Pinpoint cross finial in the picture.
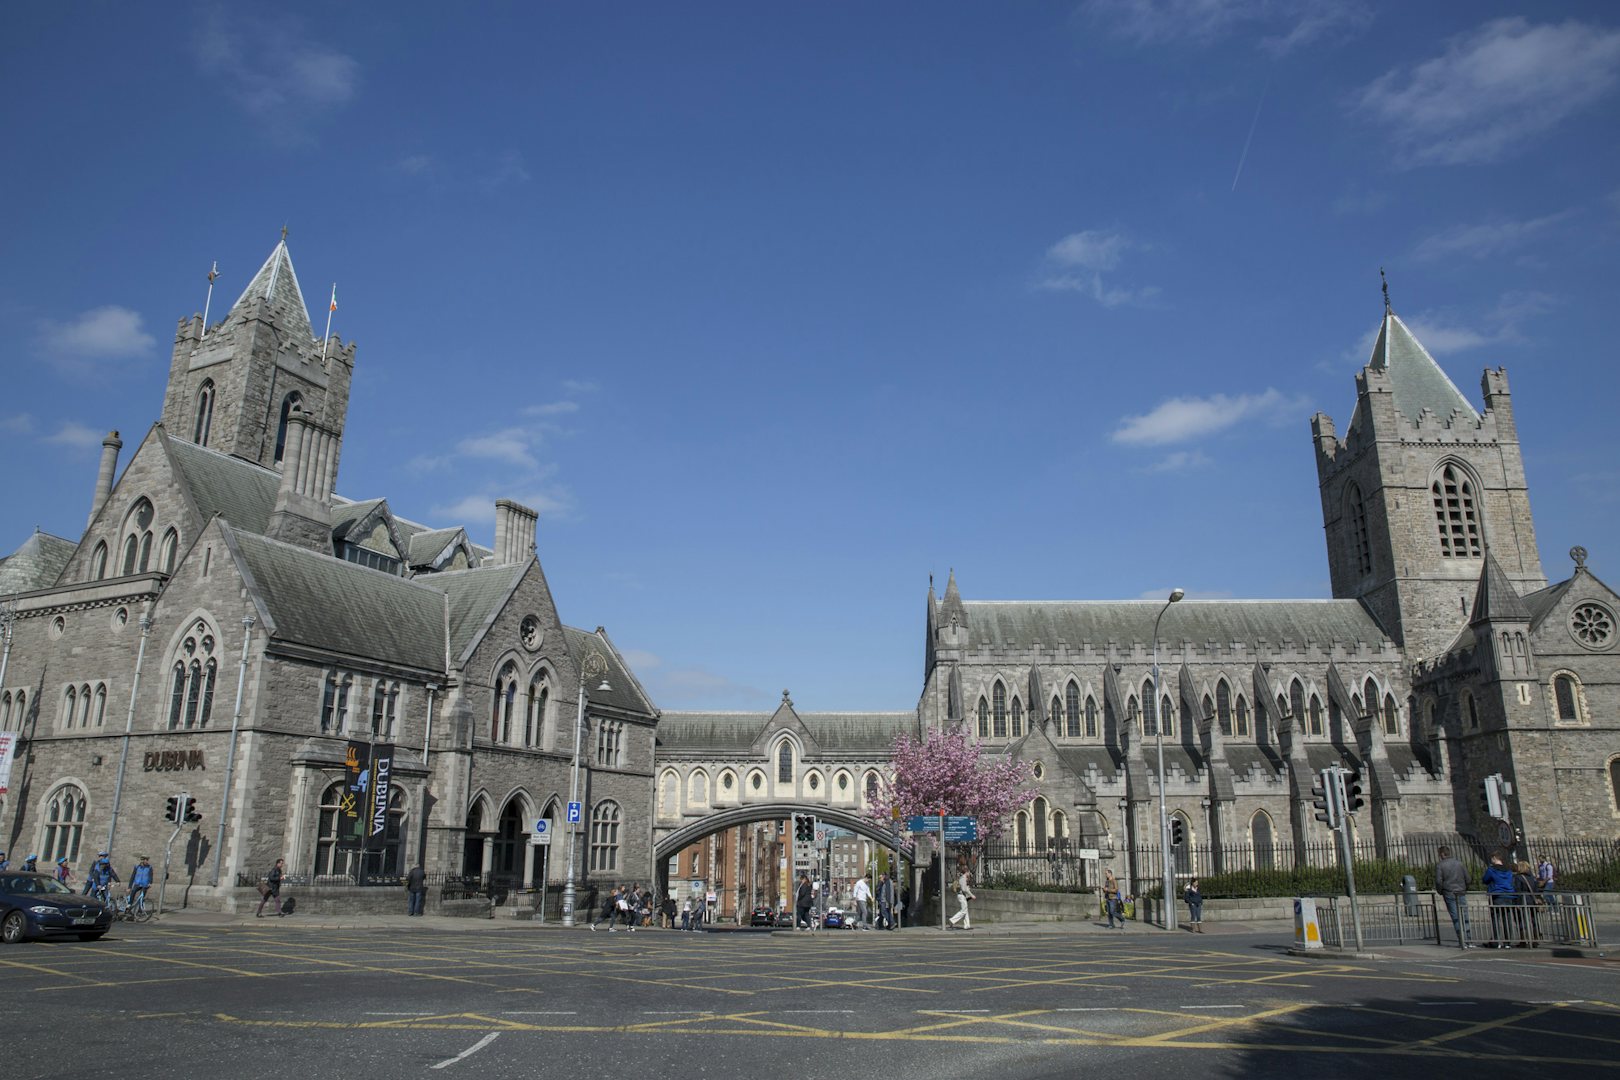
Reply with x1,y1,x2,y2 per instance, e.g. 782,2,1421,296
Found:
281,223,289,242
1380,267,1391,315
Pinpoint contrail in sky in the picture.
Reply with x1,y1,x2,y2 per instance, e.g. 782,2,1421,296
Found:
1231,82,1270,192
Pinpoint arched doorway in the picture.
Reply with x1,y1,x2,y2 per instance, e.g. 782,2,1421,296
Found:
493,799,525,882
463,801,486,878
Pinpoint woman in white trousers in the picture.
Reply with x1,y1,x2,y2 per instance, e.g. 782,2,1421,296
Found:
948,865,975,930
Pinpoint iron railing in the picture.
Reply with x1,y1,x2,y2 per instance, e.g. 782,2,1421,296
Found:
1313,892,1598,949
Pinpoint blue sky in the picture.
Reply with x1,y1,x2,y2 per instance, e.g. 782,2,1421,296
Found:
3,2,1618,711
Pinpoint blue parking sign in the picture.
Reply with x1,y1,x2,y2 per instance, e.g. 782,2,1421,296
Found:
567,801,582,823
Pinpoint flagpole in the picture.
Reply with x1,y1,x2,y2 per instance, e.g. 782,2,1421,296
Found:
320,283,336,365
201,261,218,336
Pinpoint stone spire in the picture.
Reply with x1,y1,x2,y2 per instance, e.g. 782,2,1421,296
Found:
1366,310,1479,426
1470,546,1531,624
226,234,314,342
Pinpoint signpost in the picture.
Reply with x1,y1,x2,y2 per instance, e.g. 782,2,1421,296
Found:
567,801,582,824
528,819,551,846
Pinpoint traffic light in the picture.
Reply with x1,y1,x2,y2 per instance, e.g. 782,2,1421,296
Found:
793,813,816,844
1169,818,1186,847
1481,774,1505,818
183,796,201,823
164,794,181,823
1311,770,1341,829
1343,769,1366,815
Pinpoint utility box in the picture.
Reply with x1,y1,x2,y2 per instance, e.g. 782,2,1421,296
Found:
1401,875,1420,916
1294,897,1323,950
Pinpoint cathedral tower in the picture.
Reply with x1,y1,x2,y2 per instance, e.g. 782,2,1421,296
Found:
1311,294,1546,661
160,235,355,474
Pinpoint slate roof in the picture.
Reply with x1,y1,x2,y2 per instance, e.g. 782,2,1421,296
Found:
435,563,525,662
165,437,282,534
561,625,658,717
329,498,386,539
0,530,78,596
407,527,463,566
958,599,1390,650
1368,313,1479,426
229,239,314,342
1055,747,1120,782
1521,577,1576,631
656,711,915,755
225,524,447,672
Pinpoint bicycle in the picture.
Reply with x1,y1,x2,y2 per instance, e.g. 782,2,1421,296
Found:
111,888,155,923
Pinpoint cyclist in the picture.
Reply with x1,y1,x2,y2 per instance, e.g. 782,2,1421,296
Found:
22,853,39,874
85,850,119,900
128,855,153,912
55,857,73,887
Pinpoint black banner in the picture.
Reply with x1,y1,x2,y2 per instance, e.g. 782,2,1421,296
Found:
337,741,369,849
365,743,395,852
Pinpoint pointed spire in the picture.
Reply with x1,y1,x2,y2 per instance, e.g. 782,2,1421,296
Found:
940,567,966,628
1470,546,1530,623
226,233,314,341
1367,309,1479,425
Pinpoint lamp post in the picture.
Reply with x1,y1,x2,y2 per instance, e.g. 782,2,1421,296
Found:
561,651,610,927
1152,587,1184,930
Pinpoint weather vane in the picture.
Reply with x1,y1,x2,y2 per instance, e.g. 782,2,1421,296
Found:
1380,267,1391,315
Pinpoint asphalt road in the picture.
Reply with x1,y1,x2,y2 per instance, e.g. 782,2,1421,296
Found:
2,923,1617,1079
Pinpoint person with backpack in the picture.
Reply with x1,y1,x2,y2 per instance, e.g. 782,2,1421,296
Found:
1183,877,1204,933
257,858,285,917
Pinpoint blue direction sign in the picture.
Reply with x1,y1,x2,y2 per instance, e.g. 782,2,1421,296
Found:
567,801,582,824
906,814,978,842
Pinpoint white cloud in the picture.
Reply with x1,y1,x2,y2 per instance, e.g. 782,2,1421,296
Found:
620,649,662,670
40,306,156,363
193,12,359,140
1047,229,1131,271
456,428,540,470
43,421,104,450
1144,449,1213,472
523,401,581,417
1412,211,1573,261
1,414,34,435
1038,228,1160,307
1354,17,1620,166
1084,0,1371,55
1113,388,1307,446
1346,291,1560,363
430,487,574,532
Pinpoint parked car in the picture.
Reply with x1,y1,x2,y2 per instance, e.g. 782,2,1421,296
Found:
823,907,857,929
0,872,114,943
749,906,777,927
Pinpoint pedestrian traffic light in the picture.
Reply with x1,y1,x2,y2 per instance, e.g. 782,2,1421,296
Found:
1169,818,1186,847
1343,769,1366,815
183,796,201,823
1481,774,1505,818
164,794,181,823
793,813,816,844
1310,770,1340,828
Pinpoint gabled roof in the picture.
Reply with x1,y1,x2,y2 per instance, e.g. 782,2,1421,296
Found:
655,710,915,755
561,625,658,717
433,562,527,663
228,238,314,342
1367,312,1480,426
958,599,1390,651
406,527,466,568
222,522,447,672
164,435,281,534
0,530,78,596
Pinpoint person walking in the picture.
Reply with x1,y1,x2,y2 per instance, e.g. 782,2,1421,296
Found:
1183,877,1204,932
1537,855,1558,909
680,897,693,932
1483,853,1516,947
852,874,873,930
1102,867,1124,929
589,886,620,931
795,874,813,930
1434,845,1471,949
947,861,975,930
405,862,427,916
256,858,285,917
876,872,895,930
1511,860,1542,947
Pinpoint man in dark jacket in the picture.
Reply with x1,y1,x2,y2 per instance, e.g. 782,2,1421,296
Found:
256,858,285,917
795,874,813,930
405,863,427,916
1434,846,1470,948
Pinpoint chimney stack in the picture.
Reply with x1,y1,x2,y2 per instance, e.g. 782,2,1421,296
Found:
88,431,123,527
266,409,338,551
493,500,538,565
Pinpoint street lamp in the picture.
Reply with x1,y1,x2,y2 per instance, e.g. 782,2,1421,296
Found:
561,651,611,927
1153,587,1184,930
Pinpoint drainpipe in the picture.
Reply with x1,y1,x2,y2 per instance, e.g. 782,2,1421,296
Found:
106,610,153,853
210,614,255,887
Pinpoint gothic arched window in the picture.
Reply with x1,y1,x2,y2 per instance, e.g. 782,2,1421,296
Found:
1235,695,1249,737
493,661,518,743
193,379,215,445
371,681,399,738
1553,674,1581,723
526,674,550,748
1162,695,1175,738
1066,682,1082,738
90,541,109,581
589,801,621,872
992,682,1007,738
777,740,794,783
1010,697,1023,738
1141,679,1157,736
977,696,989,738
159,528,179,575
1216,682,1232,737
121,498,155,575
1308,694,1324,736
1432,462,1483,558
41,783,88,863
1347,482,1372,576
1085,695,1098,738
167,623,218,730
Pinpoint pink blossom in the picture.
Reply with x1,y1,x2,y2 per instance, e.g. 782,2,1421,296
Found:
868,726,1036,844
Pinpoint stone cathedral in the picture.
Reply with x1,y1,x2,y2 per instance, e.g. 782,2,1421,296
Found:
1,235,1617,910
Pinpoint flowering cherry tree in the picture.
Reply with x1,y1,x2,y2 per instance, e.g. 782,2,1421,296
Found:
868,726,1037,845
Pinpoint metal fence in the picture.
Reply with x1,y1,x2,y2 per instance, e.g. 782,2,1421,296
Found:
979,843,1100,890
235,869,479,890
1314,892,1599,949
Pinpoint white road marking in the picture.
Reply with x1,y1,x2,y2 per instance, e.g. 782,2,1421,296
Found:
641,1010,714,1015
1055,1008,1114,1012
1179,1005,1244,1010
501,1011,577,1015
782,1010,855,1014
429,1032,500,1070
366,1012,435,1016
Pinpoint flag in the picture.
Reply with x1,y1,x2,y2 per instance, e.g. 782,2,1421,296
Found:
329,284,338,312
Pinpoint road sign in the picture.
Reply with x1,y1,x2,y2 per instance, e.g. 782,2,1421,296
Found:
815,830,826,843
566,801,582,824
1496,817,1514,846
528,830,550,846
905,814,978,842
532,819,549,835
1076,848,1100,861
